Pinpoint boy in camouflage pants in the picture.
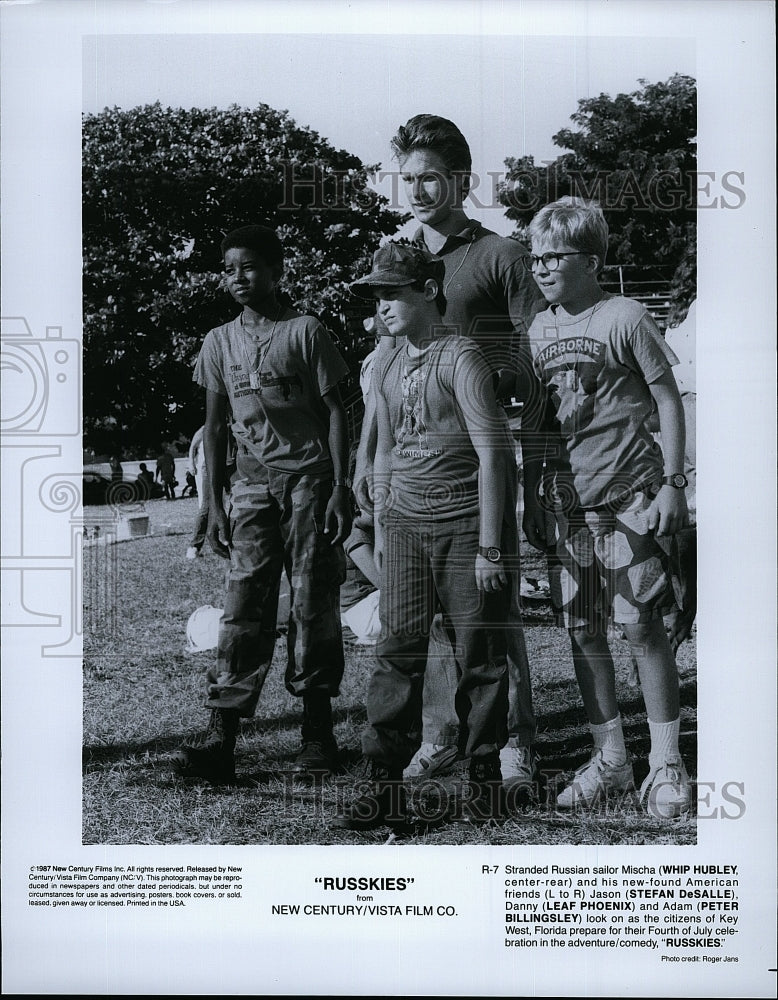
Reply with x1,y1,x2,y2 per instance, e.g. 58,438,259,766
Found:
176,225,351,783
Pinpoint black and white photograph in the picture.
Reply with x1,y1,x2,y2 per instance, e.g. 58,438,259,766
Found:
1,0,775,995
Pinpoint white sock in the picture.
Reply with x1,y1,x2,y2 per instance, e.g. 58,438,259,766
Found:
648,717,681,769
590,715,627,766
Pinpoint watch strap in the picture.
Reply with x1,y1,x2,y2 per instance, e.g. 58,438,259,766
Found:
661,473,688,489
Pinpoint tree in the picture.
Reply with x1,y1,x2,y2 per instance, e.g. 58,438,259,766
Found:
82,103,403,456
498,75,696,315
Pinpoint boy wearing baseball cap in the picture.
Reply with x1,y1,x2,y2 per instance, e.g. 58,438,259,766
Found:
355,114,544,793
334,242,519,829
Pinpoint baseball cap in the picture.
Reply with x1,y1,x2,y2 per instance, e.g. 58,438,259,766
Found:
350,242,444,298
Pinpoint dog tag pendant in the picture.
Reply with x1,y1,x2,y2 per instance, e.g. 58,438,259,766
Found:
565,369,579,390
249,371,260,391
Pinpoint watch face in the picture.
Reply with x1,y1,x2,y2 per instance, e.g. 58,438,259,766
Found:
671,474,688,488
486,547,501,563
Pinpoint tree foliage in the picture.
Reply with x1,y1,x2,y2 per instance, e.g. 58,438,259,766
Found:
498,75,696,311
83,103,402,455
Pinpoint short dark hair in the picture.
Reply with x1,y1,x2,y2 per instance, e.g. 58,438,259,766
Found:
220,225,284,266
410,279,447,316
390,114,472,178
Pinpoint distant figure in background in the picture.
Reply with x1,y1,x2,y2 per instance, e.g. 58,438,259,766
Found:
136,462,155,500
156,448,177,501
186,425,208,559
109,455,123,483
182,470,198,498
137,462,154,487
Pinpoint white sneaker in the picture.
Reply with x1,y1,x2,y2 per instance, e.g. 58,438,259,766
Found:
640,757,691,819
556,750,635,810
403,743,460,780
186,546,200,560
500,740,538,790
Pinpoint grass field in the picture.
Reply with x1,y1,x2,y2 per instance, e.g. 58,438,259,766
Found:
83,496,697,846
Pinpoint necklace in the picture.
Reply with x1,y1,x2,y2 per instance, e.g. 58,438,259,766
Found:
241,306,283,393
443,242,472,294
554,298,603,390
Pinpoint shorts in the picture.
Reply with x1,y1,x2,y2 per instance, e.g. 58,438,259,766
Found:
546,489,681,629
341,589,381,644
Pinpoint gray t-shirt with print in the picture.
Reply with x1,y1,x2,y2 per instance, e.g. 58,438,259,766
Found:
373,333,514,522
193,309,348,476
527,294,679,508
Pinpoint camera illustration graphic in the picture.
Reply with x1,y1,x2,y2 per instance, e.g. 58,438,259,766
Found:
1,316,81,436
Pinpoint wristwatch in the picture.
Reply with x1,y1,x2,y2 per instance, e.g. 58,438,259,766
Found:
333,478,352,489
661,473,689,489
478,546,502,563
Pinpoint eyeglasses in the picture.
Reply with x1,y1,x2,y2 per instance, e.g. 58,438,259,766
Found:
523,251,589,272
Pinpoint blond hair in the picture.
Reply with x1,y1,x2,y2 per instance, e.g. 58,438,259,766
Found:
529,197,608,263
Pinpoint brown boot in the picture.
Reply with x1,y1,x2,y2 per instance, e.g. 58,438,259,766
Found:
174,708,239,784
332,760,407,831
291,690,339,776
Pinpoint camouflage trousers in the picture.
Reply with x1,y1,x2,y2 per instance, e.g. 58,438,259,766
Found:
206,457,345,716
